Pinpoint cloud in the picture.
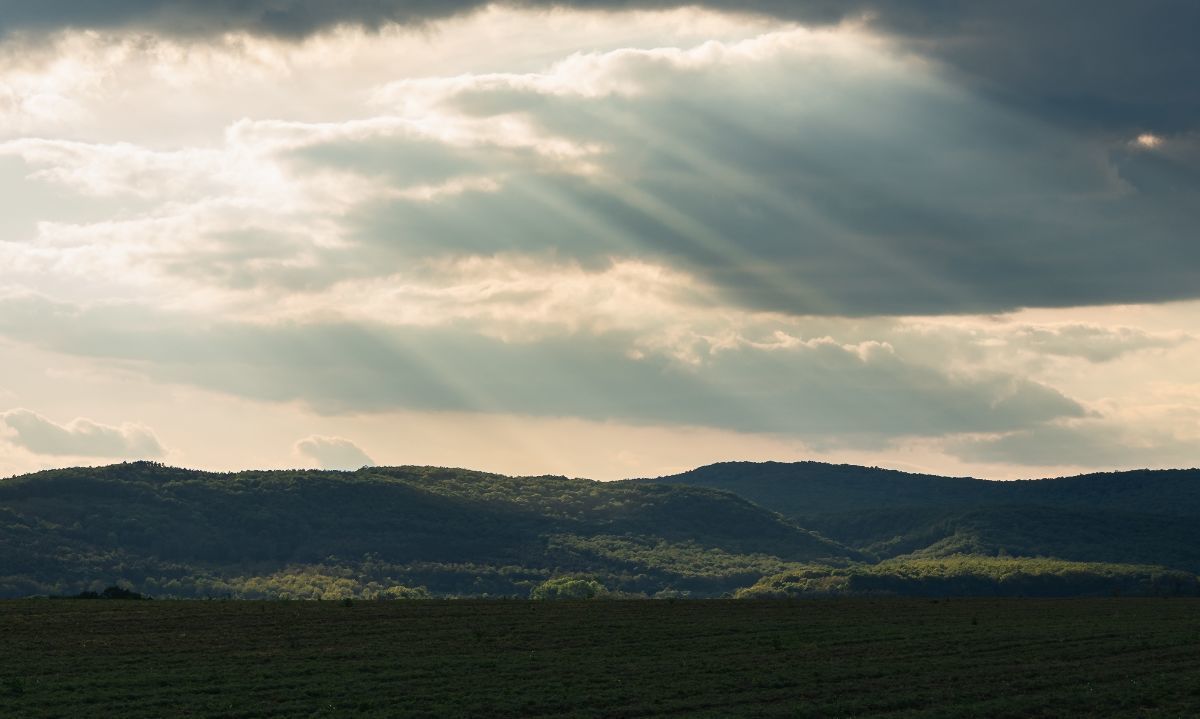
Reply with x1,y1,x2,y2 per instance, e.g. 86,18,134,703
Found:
945,373,1200,471
0,139,230,199
316,33,1198,316
0,294,1083,441
883,319,1194,375
0,407,164,458
949,421,1200,470
8,28,1199,317
1007,324,1188,363
0,0,479,38
294,435,373,470
1,2,1195,135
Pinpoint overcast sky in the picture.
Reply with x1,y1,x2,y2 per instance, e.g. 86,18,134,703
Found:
1,2,1198,479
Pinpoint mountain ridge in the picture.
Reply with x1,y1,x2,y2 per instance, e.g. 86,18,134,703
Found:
3,460,1199,599
637,461,1200,574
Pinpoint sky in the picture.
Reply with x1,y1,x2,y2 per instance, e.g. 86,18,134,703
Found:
0,1,1198,480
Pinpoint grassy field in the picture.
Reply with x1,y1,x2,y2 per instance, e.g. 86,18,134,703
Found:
2,599,1199,718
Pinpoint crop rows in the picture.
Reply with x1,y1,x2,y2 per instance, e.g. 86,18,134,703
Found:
2,599,1199,717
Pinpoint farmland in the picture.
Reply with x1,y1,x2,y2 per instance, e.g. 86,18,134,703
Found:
3,598,1199,717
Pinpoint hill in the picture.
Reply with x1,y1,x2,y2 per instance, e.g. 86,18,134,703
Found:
638,461,1200,571
0,462,852,599
3,460,1200,599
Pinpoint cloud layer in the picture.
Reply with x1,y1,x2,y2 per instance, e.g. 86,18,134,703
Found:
3,1,1195,135
0,8,1198,476
5,28,1199,317
0,294,1086,441
0,408,164,458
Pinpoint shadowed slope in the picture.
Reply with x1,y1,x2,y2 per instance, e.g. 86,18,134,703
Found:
637,461,1200,570
0,462,853,598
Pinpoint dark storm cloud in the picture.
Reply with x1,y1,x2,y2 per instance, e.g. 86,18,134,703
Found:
0,0,464,38
2,1,1197,132
314,50,1200,317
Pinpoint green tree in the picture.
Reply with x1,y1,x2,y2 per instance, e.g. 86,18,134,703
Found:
529,577,605,600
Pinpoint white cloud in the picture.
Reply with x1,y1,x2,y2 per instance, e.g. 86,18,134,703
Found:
371,26,879,106
294,435,373,470
0,139,229,199
0,8,782,141
0,407,164,458
1133,133,1163,150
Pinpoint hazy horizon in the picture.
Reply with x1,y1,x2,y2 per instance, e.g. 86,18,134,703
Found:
9,456,1200,487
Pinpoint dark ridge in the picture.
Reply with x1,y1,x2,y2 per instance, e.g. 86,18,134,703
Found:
4,460,1200,599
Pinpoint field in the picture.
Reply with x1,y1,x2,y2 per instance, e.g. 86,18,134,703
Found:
2,599,1200,718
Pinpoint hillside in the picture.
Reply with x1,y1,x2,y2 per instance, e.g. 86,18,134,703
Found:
0,462,851,599
639,462,1200,570
3,460,1200,599
639,461,1200,517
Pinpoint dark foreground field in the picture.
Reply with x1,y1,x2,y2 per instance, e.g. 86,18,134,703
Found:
2,599,1199,718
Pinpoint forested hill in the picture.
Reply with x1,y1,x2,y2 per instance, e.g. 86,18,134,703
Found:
636,462,1200,573
2,461,1200,600
636,462,993,517
638,461,1200,517
0,462,851,599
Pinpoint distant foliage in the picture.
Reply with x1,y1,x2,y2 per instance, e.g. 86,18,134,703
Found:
530,577,606,600
736,556,1200,598
195,567,432,601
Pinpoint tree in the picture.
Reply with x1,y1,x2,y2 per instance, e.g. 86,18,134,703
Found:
529,577,605,600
